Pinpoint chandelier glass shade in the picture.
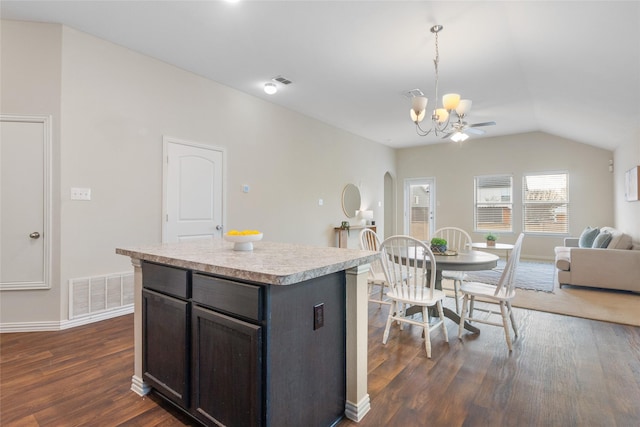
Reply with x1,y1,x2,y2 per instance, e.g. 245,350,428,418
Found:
410,25,472,139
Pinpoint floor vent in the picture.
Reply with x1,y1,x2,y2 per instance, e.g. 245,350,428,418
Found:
69,271,134,319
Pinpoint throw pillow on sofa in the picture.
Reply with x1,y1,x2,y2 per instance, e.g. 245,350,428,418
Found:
578,226,599,248
592,230,612,248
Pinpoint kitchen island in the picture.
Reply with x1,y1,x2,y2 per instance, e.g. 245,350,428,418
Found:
116,239,377,426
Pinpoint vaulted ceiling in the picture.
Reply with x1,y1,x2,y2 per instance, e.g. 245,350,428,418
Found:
2,1,639,150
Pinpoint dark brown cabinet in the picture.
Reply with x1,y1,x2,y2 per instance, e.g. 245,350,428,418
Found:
141,261,346,427
141,264,190,408
191,305,262,426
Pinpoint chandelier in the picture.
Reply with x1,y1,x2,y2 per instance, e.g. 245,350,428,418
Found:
409,25,494,142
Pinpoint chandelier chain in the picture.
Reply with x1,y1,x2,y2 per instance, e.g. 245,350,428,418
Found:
433,29,439,111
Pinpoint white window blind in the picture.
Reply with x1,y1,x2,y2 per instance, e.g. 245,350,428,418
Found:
523,172,569,234
474,175,513,232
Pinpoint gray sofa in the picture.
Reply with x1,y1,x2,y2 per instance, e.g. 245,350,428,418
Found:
554,227,640,293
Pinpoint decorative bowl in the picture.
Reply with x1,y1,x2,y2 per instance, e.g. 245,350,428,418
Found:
224,232,263,251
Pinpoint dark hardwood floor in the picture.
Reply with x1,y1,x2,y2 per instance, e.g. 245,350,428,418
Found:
2,301,639,426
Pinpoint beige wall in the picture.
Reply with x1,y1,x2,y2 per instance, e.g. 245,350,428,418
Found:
614,129,640,242
396,132,616,260
1,21,395,325
1,21,63,322
2,19,637,326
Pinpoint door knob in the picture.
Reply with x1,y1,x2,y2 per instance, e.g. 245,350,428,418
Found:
29,232,41,239
216,225,223,231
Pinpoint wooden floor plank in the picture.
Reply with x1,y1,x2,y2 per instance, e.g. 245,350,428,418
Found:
1,298,639,427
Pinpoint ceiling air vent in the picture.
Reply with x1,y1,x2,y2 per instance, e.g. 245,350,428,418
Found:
272,75,293,85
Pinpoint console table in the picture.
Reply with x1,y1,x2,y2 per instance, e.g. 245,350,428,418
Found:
334,225,376,248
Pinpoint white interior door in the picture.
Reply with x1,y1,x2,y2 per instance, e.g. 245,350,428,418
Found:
404,178,436,241
0,115,51,289
163,138,224,243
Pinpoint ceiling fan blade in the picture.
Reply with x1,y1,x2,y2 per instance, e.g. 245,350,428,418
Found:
469,121,496,128
466,128,485,135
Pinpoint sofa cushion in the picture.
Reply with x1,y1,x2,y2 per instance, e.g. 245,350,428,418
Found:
592,230,612,248
578,226,599,248
600,226,633,249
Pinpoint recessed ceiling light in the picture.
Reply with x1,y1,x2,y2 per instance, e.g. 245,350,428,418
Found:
264,82,277,95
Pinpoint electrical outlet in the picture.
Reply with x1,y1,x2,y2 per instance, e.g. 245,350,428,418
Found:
313,303,324,330
71,187,91,201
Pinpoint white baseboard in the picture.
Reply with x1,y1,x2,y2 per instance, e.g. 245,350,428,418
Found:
131,375,151,396
345,394,371,422
0,305,133,333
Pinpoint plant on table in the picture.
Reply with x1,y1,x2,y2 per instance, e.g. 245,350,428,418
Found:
485,232,498,246
430,237,447,254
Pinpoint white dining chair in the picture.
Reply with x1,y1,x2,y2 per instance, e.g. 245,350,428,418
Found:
359,228,391,306
458,233,525,351
433,227,472,312
379,235,448,358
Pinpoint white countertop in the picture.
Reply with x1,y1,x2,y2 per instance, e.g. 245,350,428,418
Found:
116,239,378,285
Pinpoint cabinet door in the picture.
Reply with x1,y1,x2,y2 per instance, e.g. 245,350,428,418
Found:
192,305,262,427
142,289,190,407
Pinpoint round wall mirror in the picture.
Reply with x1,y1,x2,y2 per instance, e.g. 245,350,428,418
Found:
342,184,361,218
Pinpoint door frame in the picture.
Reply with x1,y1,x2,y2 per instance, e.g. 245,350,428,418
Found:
403,177,436,239
0,114,52,290
161,136,226,243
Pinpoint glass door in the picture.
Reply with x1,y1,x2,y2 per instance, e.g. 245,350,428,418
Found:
404,178,436,241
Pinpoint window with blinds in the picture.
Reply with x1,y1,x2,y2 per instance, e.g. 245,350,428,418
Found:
522,172,569,234
474,175,513,232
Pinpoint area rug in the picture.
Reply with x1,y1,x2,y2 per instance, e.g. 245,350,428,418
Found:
510,286,640,326
463,259,555,293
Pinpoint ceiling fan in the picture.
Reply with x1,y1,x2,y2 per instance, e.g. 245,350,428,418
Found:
441,119,496,142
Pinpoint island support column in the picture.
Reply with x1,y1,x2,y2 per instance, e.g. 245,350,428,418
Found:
344,264,371,421
129,258,150,396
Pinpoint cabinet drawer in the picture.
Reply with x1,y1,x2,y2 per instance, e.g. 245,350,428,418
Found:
142,261,190,299
193,274,262,322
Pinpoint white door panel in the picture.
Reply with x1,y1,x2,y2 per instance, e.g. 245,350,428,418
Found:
404,178,436,241
0,115,51,289
163,138,224,243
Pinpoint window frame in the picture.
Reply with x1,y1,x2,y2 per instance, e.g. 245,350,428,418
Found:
473,174,513,234
522,171,569,235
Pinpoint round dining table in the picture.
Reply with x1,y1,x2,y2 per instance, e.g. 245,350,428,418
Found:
405,249,500,333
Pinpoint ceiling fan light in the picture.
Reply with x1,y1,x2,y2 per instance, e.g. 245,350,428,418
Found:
450,132,469,142
435,108,449,123
442,93,461,110
411,96,428,111
410,108,426,123
410,96,428,122
456,99,472,116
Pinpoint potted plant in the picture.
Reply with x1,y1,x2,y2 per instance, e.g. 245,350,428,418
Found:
340,221,350,236
485,232,498,247
430,237,447,254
